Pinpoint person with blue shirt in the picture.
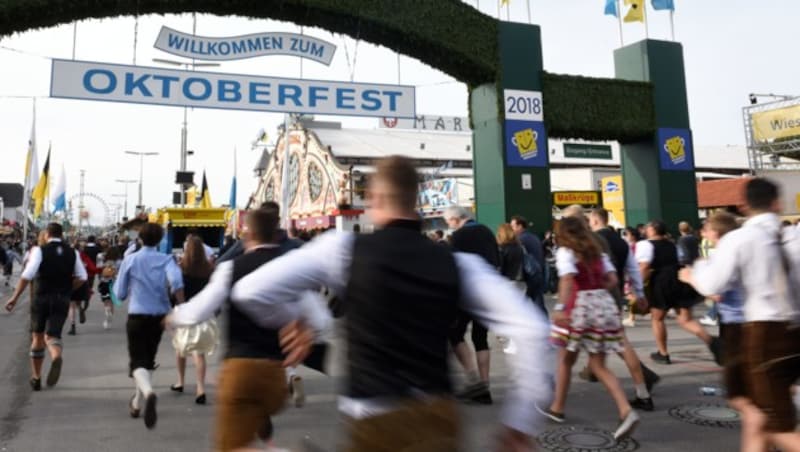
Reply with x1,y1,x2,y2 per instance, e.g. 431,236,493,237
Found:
114,223,184,430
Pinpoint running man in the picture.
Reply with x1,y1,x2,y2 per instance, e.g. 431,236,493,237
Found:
4,223,87,391
235,156,551,451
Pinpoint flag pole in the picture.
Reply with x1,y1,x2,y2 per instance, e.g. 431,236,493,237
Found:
643,0,650,39
617,0,624,47
526,0,532,24
71,22,77,60
670,9,676,41
506,3,511,21
496,1,501,20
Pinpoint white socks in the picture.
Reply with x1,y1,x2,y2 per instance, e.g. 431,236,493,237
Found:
133,368,154,398
635,383,650,399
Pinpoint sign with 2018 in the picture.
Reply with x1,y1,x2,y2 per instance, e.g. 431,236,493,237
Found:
504,89,547,167
50,59,416,119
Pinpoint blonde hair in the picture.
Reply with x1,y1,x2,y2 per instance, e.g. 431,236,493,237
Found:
496,223,517,246
707,212,739,238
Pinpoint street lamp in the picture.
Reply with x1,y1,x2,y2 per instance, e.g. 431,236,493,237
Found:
124,151,159,213
110,196,126,222
115,179,137,219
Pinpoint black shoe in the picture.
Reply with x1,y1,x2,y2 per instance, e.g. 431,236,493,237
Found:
709,337,724,366
29,378,41,391
170,384,184,393
67,324,76,336
457,382,492,404
143,393,157,429
650,351,671,364
195,394,206,405
578,366,599,383
630,396,654,412
641,364,661,393
46,357,62,387
79,308,86,324
129,395,140,418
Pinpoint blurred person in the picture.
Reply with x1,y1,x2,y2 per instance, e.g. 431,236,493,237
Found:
114,223,184,429
171,236,212,405
67,241,99,335
232,156,551,451
681,179,800,451
4,223,87,391
497,223,525,355
637,220,721,365
444,205,498,405
510,215,546,314
97,246,122,330
544,216,640,440
622,227,643,327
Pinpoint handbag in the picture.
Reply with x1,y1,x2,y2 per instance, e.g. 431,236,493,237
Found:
108,280,123,307
172,318,220,356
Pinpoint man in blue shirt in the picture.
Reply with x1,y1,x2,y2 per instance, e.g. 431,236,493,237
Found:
114,223,184,430
510,215,546,314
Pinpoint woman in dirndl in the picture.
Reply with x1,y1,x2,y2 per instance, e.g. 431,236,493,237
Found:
544,216,640,441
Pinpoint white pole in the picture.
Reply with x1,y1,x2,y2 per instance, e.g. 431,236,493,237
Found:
133,16,139,65
396,54,401,85
526,0,532,23
643,0,650,39
496,1,501,20
670,9,676,41
71,22,77,60
22,99,35,246
617,0,624,47
506,3,511,21
280,114,292,231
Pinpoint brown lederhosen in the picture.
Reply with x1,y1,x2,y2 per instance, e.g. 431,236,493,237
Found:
214,358,287,451
742,321,800,432
343,398,459,452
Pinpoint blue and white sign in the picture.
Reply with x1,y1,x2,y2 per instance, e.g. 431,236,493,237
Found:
154,26,337,65
657,127,694,171
503,89,547,167
50,59,416,119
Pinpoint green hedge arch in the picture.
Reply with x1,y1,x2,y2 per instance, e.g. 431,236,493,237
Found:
0,0,498,86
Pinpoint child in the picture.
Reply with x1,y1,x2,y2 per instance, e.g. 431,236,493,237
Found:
97,246,122,330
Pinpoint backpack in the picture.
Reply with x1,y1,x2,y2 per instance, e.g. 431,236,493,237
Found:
521,246,544,292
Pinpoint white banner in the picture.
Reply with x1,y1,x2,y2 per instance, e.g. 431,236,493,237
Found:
379,114,471,132
504,89,543,121
154,26,337,65
50,60,416,119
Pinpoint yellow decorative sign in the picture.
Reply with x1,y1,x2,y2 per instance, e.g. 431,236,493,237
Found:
601,176,625,227
664,135,686,165
512,128,538,160
552,191,601,207
751,105,800,142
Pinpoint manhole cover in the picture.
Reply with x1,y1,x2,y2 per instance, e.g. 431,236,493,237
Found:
538,426,639,452
668,402,740,429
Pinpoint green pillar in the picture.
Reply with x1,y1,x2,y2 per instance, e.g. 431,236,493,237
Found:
471,21,552,233
615,40,698,230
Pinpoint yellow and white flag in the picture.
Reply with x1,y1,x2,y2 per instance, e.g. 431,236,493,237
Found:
624,0,645,22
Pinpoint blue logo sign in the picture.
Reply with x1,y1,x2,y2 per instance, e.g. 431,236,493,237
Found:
504,120,548,168
658,128,694,171
604,180,620,192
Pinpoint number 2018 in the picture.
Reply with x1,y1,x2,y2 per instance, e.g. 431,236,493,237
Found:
507,96,542,116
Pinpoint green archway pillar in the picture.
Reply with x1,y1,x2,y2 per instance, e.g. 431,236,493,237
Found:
471,22,552,233
615,40,699,230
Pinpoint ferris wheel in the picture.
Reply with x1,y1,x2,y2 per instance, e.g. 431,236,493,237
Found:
67,193,114,230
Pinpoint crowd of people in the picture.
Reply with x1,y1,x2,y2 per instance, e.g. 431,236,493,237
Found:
3,155,800,451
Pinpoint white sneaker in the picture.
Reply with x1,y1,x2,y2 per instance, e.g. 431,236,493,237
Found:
103,320,110,330
699,316,718,327
622,318,636,328
503,339,518,355
614,410,640,440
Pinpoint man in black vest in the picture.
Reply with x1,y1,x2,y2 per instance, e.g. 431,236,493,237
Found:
168,208,301,450
232,156,551,451
5,223,87,391
444,205,498,405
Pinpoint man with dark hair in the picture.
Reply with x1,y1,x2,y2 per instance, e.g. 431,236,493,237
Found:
5,223,88,391
637,220,720,365
434,229,446,244
168,208,302,450
114,223,184,429
216,201,300,264
510,215,547,314
231,155,550,451
682,177,800,451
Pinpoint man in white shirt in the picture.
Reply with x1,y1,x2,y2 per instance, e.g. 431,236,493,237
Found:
683,178,800,451
5,223,88,391
232,156,551,450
